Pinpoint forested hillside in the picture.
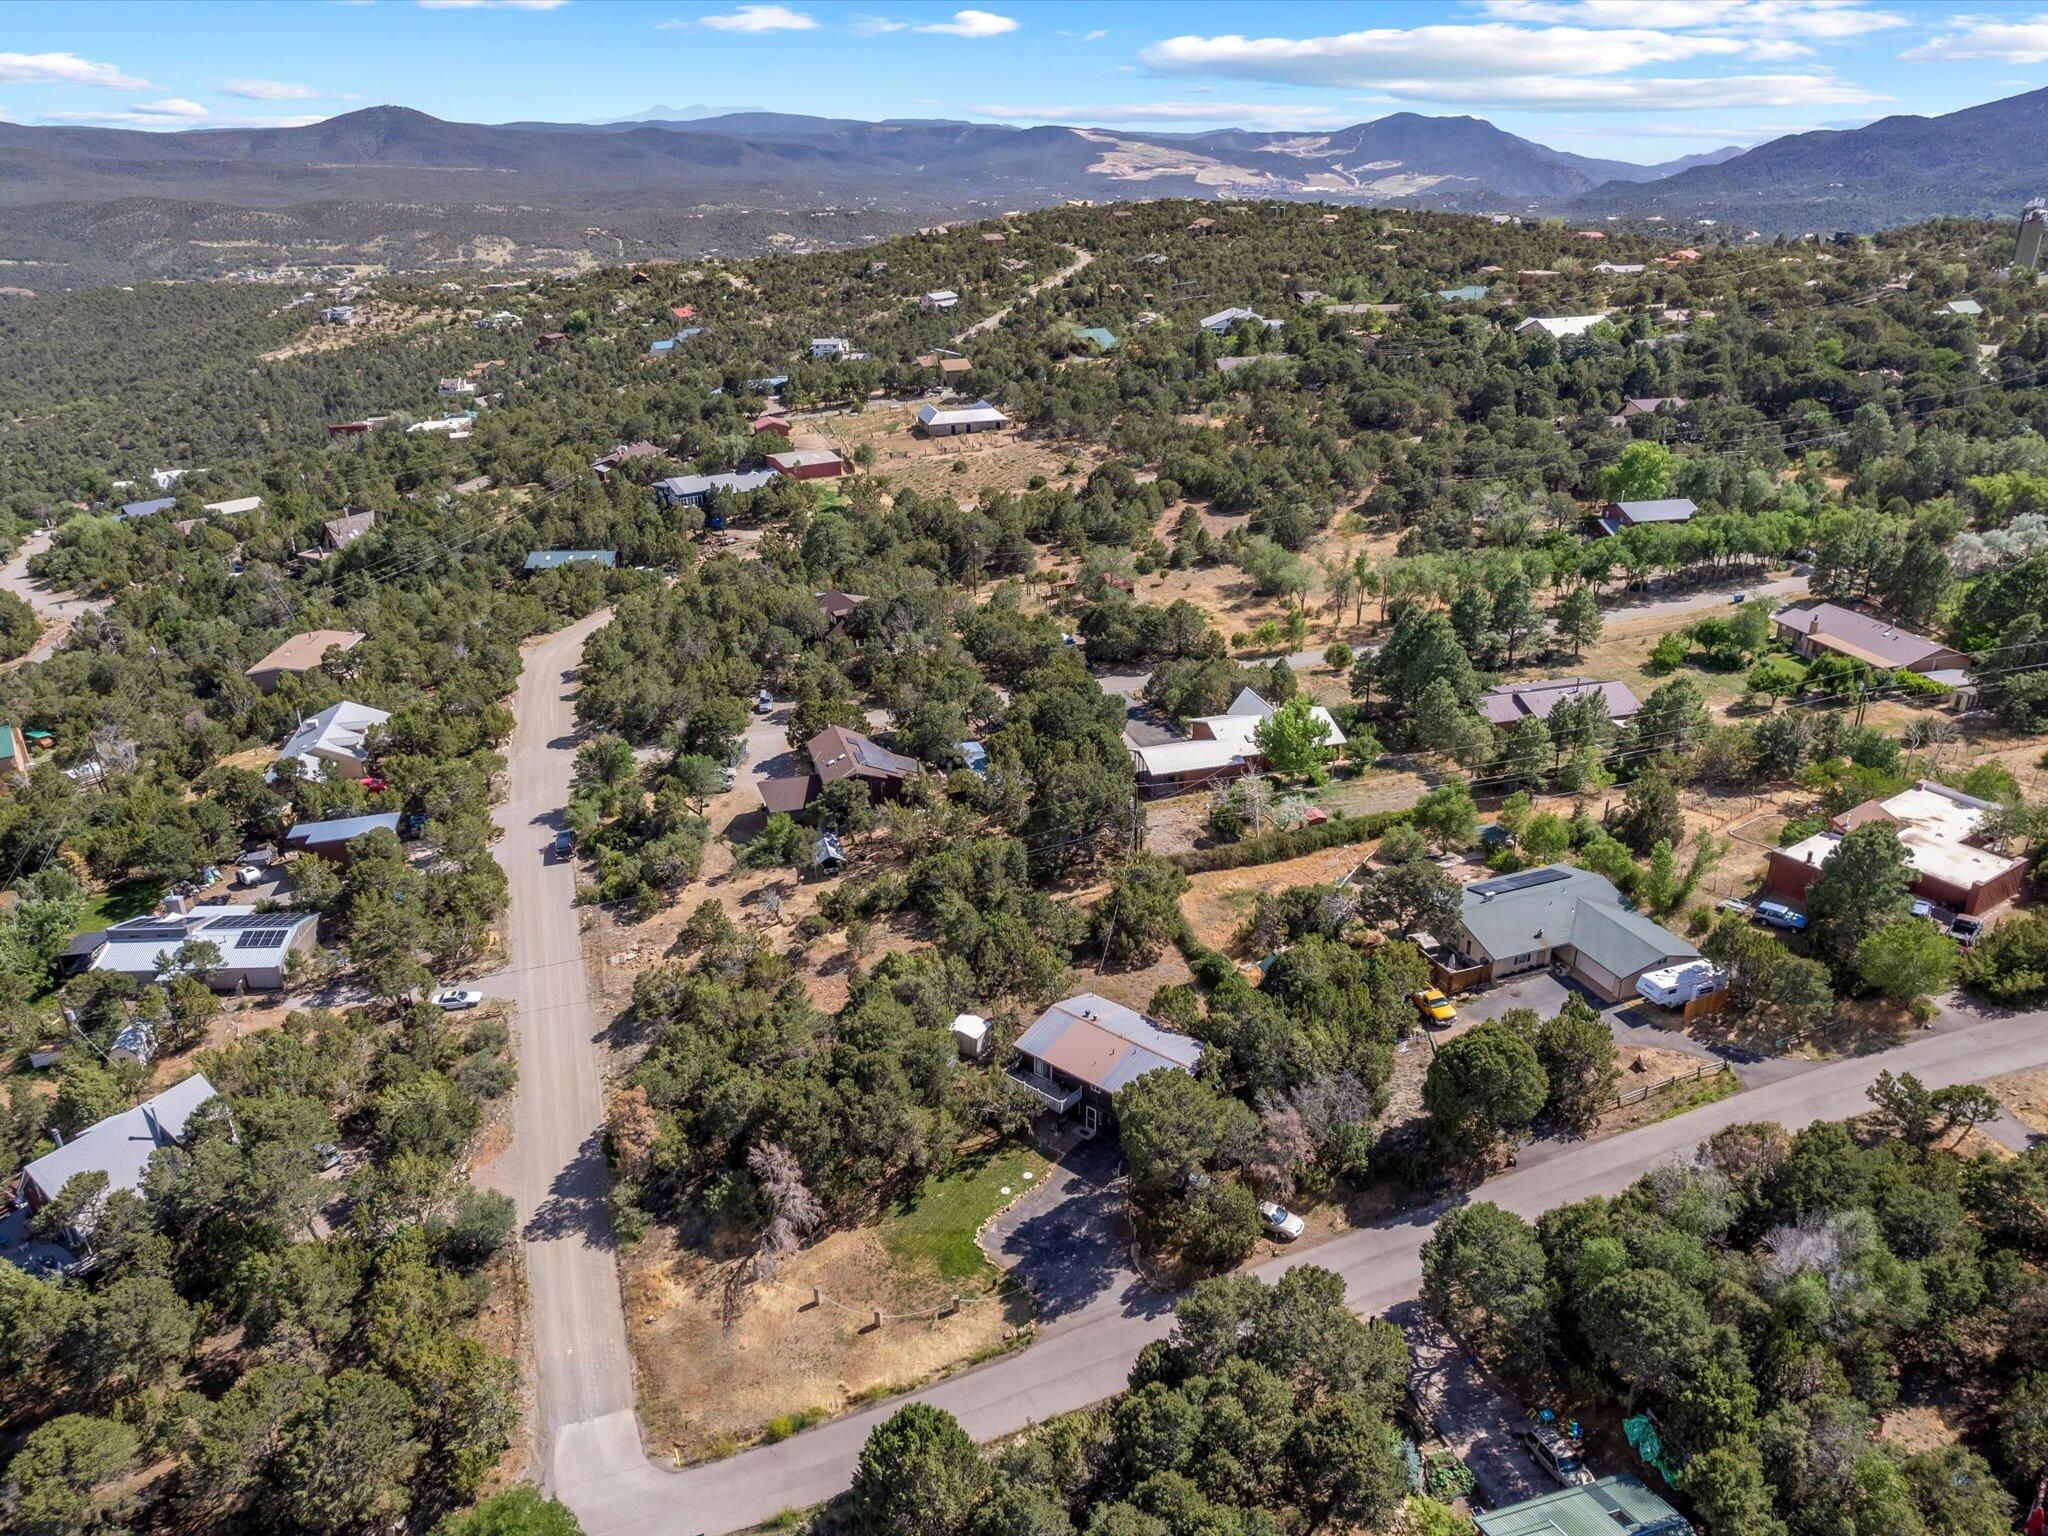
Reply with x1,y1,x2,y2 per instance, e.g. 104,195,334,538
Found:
6,198,2048,1533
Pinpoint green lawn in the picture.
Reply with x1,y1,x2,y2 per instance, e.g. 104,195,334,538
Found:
76,875,168,932
879,1138,1051,1281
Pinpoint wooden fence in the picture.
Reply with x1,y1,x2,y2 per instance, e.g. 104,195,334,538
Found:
1613,1060,1732,1110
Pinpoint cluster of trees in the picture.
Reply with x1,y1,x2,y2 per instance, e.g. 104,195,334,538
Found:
0,1002,527,1535
844,1267,1423,1536
1421,1098,2048,1536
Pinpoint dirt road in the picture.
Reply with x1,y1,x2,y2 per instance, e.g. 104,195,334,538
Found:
0,531,108,666
952,246,1094,343
478,610,642,1488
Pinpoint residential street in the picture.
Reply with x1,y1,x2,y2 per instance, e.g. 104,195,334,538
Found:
952,246,1095,343
476,611,642,1490
547,994,2048,1536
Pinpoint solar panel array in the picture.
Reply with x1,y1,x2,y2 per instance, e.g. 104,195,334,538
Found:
234,928,295,951
1467,867,1574,898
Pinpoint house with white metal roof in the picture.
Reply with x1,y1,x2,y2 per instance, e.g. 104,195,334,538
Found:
274,700,389,782
1514,314,1608,339
17,1073,219,1220
1007,993,1202,1138
80,907,320,991
1130,688,1345,796
653,469,782,508
916,400,1008,435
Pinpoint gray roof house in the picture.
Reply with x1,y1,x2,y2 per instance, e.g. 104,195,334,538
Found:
523,550,617,572
283,811,403,861
1593,497,1698,536
82,907,321,992
1006,993,1202,1137
1476,1476,1692,1536
1769,600,1967,674
1453,866,1698,1004
18,1073,218,1217
653,469,781,508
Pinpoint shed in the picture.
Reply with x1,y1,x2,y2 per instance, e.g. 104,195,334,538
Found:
950,1013,991,1061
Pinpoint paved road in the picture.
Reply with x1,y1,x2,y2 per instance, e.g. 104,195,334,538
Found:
953,247,1095,343
477,610,642,1491
0,531,108,666
550,997,2048,1536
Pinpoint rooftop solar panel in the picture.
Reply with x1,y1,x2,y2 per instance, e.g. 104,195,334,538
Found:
235,928,293,950
1467,867,1574,898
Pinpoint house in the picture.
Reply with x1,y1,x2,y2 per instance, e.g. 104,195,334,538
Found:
1616,395,1687,419
406,415,474,437
1137,252,1168,266
0,721,25,781
1006,993,1202,1138
1075,326,1119,352
1768,600,1967,674
980,231,1005,245
83,906,322,991
17,1074,219,1221
1594,262,1647,275
1437,285,1491,302
438,378,477,396
1943,298,1984,316
758,723,920,816
1129,688,1346,796
1188,217,1217,234
767,448,845,480
202,495,262,517
1447,866,1699,1004
1475,1476,1692,1536
536,331,569,348
815,590,867,629
523,550,617,573
327,421,373,440
592,441,662,480
323,509,375,549
1515,314,1607,339
745,375,790,393
916,400,1007,436
245,629,366,693
915,354,974,379
652,468,781,508
919,290,960,312
648,339,676,357
275,700,390,781
118,497,176,521
319,305,355,325
950,1013,990,1061
1200,306,1280,334
1516,269,1560,283
475,311,522,329
1590,497,1698,536
1765,779,2026,917
751,413,791,436
283,810,404,864
671,305,695,320
1575,229,1607,240
1478,678,1641,729
809,337,852,360
1668,248,1702,262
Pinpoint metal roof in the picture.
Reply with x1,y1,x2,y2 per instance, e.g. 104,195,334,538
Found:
523,550,617,570
1769,600,1951,670
284,811,401,848
1012,994,1202,1095
1611,497,1697,523
20,1073,217,1209
1475,1476,1691,1536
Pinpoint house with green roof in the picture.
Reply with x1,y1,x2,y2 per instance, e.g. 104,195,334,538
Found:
1452,865,1698,1004
1075,326,1119,352
1476,1474,1692,1536
1439,285,1491,302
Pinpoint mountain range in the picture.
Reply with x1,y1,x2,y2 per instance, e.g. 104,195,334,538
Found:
0,88,2042,286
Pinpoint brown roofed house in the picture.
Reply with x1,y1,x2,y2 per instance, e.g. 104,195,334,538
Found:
1478,678,1641,728
245,630,366,693
815,590,868,630
1769,601,1967,674
758,724,919,816
323,508,375,550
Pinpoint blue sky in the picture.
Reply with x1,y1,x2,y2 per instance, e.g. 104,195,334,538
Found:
3,1,2048,161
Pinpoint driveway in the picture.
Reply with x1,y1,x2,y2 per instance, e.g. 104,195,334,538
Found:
981,1133,1143,1323
1397,1301,1550,1509
1450,970,1573,1025
0,531,108,667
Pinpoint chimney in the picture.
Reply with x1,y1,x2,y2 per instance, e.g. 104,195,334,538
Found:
1808,613,1821,635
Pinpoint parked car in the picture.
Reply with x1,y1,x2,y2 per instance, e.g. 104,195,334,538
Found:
553,829,575,859
1911,898,1934,920
1949,915,1983,948
1518,1424,1595,1488
433,988,483,1011
313,1141,342,1172
1755,901,1808,931
1410,987,1457,1026
1258,1201,1306,1241
754,689,774,714
1716,897,1755,919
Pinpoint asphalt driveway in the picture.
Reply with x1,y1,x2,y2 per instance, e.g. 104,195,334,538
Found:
981,1133,1144,1323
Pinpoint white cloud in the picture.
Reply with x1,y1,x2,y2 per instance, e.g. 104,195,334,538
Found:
976,100,1360,130
1057,27,1108,41
223,78,331,100
1138,22,1882,110
46,97,210,126
695,4,817,30
1904,15,2048,64
916,9,1017,37
0,51,148,89
847,13,906,33
1476,0,1907,39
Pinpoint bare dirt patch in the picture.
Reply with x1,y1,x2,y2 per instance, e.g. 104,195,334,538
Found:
832,406,1104,503
1181,839,1379,955
257,302,434,362
1989,1066,2048,1136
625,1220,1033,1466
